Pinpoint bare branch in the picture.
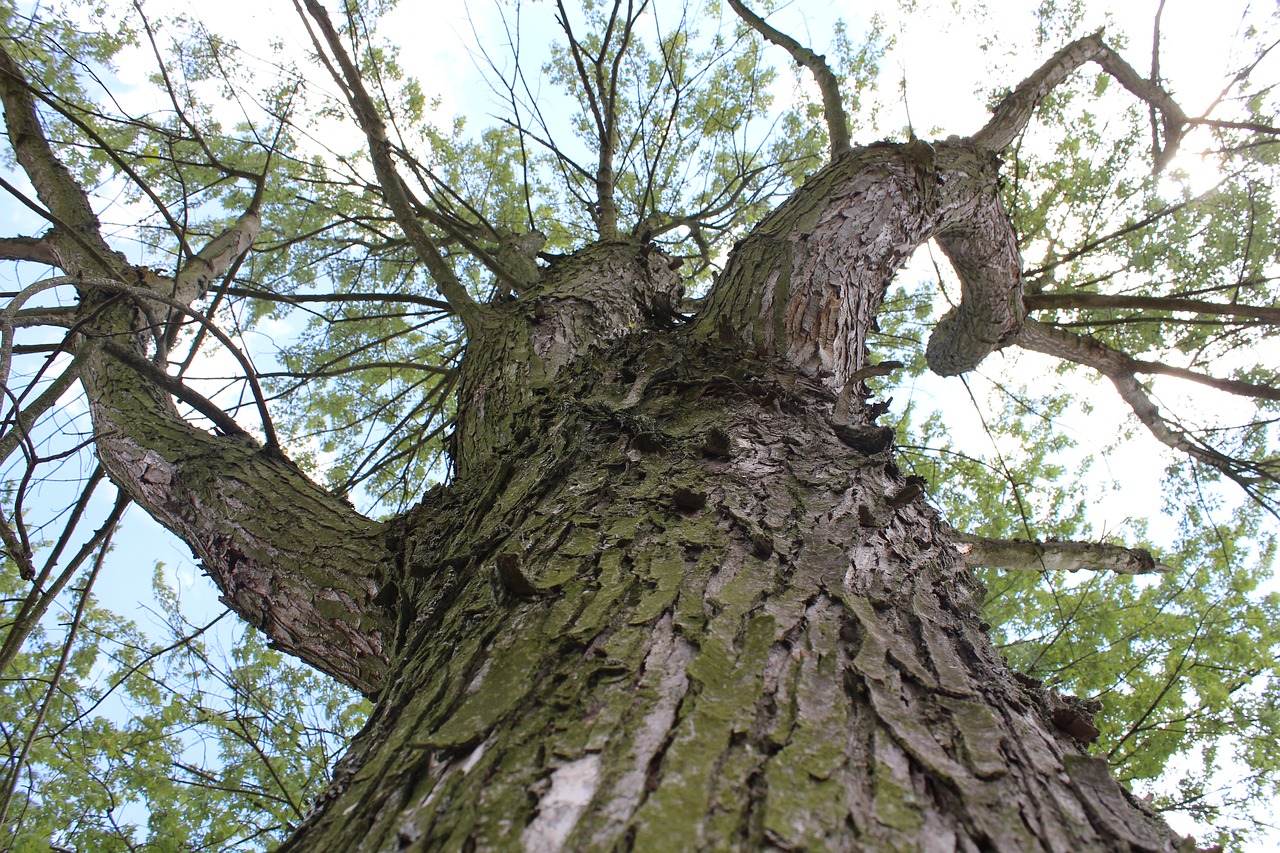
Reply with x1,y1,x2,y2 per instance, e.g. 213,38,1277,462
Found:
552,0,638,237
726,0,850,159
1018,315,1280,403
8,275,279,448
1017,318,1278,494
0,235,58,266
222,284,452,313
1024,183,1224,285
973,31,1187,170
955,533,1169,574
0,342,90,476
1025,292,1280,326
1188,117,1280,135
1148,0,1168,165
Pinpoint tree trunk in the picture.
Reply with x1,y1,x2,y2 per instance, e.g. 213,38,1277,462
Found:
274,145,1184,851
279,333,1179,852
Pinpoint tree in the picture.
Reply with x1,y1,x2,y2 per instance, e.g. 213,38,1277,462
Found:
1,0,1277,849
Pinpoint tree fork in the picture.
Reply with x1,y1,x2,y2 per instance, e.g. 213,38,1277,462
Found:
271,123,1206,845
1,15,1234,847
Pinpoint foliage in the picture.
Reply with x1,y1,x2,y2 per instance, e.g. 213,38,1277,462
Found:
0,565,368,851
879,294,1280,846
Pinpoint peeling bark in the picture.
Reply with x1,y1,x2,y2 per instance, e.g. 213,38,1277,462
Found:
696,139,1020,386
277,137,1186,845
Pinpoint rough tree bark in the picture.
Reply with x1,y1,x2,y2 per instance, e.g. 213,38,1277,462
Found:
259,134,1186,852
0,22,1210,853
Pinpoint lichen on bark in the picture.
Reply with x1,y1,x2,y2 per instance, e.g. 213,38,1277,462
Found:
279,317,1182,851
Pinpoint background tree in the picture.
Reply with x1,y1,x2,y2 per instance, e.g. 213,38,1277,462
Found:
0,0,1277,850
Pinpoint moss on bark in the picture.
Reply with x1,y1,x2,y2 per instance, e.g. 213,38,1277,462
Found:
281,328,1182,852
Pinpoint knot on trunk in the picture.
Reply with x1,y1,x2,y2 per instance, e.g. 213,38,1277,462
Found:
637,242,686,323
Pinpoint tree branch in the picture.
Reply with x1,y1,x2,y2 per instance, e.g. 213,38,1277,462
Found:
1016,318,1278,494
927,170,1026,376
222,284,452,313
1025,291,1280,325
0,41,396,693
973,31,1187,170
727,0,851,159
1018,316,1280,402
98,341,251,439
954,533,1169,574
0,45,121,274
172,209,263,307
297,0,484,332
0,235,59,266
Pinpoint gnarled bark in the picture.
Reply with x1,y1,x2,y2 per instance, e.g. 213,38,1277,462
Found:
282,322,1182,852
277,147,1185,850
2,22,1204,849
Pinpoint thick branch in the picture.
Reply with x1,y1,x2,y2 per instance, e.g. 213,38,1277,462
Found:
1025,291,1280,325
1017,319,1276,485
298,0,484,331
1019,316,1280,401
1,45,396,692
973,31,1187,168
0,235,58,266
955,534,1169,574
727,0,851,159
927,180,1026,376
0,43,121,274
172,210,262,306
79,343,395,694
698,140,1012,386
74,274,396,692
99,342,251,438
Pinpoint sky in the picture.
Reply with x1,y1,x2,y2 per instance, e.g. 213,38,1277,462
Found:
3,0,1278,846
